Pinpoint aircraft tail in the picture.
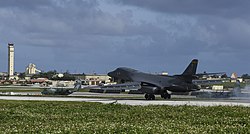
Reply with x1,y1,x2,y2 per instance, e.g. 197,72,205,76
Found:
73,79,82,91
182,59,198,76
178,59,198,83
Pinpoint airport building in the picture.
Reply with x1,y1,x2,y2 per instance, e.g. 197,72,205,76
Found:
25,63,41,75
73,74,111,85
0,72,8,80
83,74,111,85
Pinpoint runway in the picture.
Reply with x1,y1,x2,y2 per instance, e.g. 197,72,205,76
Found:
1,93,250,106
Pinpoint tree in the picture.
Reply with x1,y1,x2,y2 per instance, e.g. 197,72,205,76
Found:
18,73,26,79
31,70,58,79
221,74,228,78
241,74,250,79
51,73,75,81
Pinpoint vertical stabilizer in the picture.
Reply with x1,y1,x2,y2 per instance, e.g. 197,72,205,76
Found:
182,59,198,76
73,79,82,91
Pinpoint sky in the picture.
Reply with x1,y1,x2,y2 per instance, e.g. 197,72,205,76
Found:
0,0,249,75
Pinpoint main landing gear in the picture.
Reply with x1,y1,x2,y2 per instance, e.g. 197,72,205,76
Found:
161,92,171,99
145,94,155,100
144,93,171,100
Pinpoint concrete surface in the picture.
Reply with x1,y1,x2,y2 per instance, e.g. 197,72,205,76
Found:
1,95,250,107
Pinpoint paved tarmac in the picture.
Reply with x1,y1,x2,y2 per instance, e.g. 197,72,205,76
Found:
69,92,197,98
1,94,250,107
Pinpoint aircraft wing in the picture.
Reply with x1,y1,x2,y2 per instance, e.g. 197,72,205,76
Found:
193,79,223,85
101,82,141,91
195,72,226,77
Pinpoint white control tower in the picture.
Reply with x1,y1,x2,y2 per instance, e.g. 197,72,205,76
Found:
8,43,14,77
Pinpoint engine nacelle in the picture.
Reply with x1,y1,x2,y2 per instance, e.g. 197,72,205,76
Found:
168,85,187,92
168,83,200,92
139,86,159,94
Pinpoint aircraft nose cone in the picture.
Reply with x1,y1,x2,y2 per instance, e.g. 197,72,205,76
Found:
107,71,114,77
107,72,111,76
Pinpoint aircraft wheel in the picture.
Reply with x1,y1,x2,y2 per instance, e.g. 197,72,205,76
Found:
145,94,155,100
162,93,171,99
150,94,155,100
161,94,164,98
167,94,171,99
145,94,150,100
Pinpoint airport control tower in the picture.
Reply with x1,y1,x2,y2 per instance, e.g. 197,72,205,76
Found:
8,43,14,78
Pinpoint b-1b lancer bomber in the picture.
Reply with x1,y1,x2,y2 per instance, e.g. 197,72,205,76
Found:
108,59,200,100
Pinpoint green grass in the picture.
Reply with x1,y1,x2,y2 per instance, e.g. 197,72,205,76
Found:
0,100,250,133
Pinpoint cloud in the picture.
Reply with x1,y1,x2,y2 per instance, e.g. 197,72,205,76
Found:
116,0,250,20
0,0,52,9
0,0,249,74
116,1,250,50
113,0,250,74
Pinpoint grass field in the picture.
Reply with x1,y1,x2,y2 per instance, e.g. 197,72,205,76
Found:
0,100,250,133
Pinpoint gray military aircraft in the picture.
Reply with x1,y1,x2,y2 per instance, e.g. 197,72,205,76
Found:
108,59,200,100
41,80,82,95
